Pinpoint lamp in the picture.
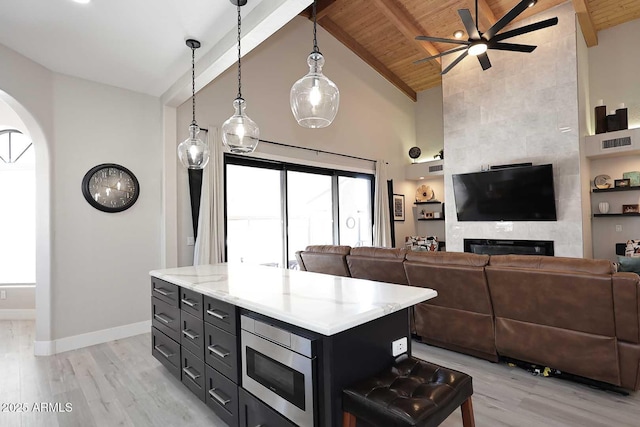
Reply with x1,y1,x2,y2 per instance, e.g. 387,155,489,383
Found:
222,0,259,154
177,39,210,169
290,0,339,128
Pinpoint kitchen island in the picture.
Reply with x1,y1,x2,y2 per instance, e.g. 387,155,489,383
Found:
150,264,437,427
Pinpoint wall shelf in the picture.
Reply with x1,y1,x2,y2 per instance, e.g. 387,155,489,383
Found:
414,200,442,205
593,213,640,217
592,186,640,193
417,218,444,221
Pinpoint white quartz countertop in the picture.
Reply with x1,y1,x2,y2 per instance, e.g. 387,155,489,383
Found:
150,264,437,336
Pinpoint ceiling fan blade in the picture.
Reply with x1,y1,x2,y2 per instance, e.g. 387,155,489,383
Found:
442,50,469,75
414,46,468,64
489,42,537,52
458,9,480,40
416,35,470,45
492,17,559,42
484,0,531,40
477,53,492,70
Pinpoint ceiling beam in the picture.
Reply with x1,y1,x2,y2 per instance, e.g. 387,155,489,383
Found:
370,0,441,65
572,0,598,46
477,0,497,33
318,17,417,101
299,0,337,19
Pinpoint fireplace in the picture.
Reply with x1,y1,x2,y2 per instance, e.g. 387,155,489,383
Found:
464,239,554,256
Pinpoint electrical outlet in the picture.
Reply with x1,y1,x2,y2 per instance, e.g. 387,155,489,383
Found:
0,290,6,300
616,225,622,232
392,337,408,357
187,237,195,246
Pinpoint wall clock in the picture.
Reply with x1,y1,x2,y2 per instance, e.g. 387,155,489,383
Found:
81,163,140,213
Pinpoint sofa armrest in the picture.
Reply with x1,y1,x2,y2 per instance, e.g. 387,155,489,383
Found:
613,272,640,343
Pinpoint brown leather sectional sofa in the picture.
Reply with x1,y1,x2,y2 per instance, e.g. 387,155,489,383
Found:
295,245,640,391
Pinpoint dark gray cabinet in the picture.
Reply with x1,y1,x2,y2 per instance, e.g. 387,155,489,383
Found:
238,388,297,427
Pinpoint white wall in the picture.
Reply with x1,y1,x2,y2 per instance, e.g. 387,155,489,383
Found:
51,74,162,339
588,18,640,129
414,86,444,161
443,3,585,257
0,42,164,347
176,15,418,263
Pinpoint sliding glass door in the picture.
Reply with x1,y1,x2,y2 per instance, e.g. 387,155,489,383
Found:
225,156,374,268
226,164,283,267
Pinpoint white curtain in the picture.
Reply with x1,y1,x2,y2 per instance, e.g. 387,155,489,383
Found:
373,160,392,248
194,128,225,265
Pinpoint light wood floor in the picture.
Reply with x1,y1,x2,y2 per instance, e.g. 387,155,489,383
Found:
1,320,639,427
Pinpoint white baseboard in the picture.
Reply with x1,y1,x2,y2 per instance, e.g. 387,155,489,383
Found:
0,309,36,320
34,320,151,356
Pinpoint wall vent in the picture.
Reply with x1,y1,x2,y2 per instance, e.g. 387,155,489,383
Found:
602,137,631,149
429,164,443,173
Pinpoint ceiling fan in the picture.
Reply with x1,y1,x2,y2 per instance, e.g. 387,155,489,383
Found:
414,0,558,74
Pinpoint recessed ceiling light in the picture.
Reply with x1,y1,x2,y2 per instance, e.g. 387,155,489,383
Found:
73,0,91,4
453,30,465,39
528,0,537,7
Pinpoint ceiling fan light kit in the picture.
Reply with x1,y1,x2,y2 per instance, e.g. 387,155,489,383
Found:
414,0,558,74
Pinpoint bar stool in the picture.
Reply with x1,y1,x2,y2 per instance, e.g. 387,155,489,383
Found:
342,356,475,427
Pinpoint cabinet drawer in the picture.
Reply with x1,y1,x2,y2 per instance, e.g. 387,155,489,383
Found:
151,277,179,306
181,310,205,359
152,297,180,342
205,365,239,427
205,323,239,382
204,296,237,335
238,388,297,427
151,327,180,380
181,348,205,402
180,287,203,319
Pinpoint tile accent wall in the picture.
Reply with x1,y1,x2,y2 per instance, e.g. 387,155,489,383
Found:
443,3,584,257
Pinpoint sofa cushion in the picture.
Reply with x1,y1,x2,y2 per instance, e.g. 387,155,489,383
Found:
405,251,489,267
618,256,640,275
625,239,640,257
405,236,439,252
488,254,614,275
347,247,408,284
298,245,352,277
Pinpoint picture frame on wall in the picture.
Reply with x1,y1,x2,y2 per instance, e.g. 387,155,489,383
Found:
615,178,631,188
393,194,405,221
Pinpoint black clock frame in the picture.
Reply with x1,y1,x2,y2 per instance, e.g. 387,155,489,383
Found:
81,163,140,213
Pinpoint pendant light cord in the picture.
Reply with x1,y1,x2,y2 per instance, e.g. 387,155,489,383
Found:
191,45,197,126
312,0,320,54
236,3,242,100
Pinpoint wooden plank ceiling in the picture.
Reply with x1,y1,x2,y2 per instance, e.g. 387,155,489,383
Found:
306,0,640,100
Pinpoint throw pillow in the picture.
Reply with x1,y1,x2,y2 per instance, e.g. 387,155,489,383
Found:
625,240,640,257
405,236,438,252
617,256,640,275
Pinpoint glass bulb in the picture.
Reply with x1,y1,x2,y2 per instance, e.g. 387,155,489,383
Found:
177,124,210,169
290,52,339,128
221,98,260,154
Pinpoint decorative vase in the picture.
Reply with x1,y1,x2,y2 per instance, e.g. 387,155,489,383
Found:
598,202,610,214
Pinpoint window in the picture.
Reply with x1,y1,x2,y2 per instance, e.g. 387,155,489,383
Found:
0,129,35,284
225,156,374,268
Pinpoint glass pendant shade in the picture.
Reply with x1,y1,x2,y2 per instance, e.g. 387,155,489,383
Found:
221,98,259,154
290,52,339,128
178,124,210,169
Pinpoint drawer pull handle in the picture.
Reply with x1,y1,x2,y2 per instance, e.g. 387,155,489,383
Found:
206,309,228,320
153,287,173,296
182,329,199,340
154,313,173,324
154,345,174,359
182,366,201,381
208,345,230,358
208,388,231,406
181,298,198,308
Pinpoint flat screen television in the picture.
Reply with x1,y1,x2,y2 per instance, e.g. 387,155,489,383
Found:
452,164,557,221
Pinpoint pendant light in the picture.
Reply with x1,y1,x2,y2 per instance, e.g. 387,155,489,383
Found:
290,0,339,128
177,39,210,169
222,0,259,154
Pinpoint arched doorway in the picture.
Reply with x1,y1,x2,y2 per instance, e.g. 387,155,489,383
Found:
0,90,52,355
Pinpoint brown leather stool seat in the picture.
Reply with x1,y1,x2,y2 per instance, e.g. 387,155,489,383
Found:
342,357,475,427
